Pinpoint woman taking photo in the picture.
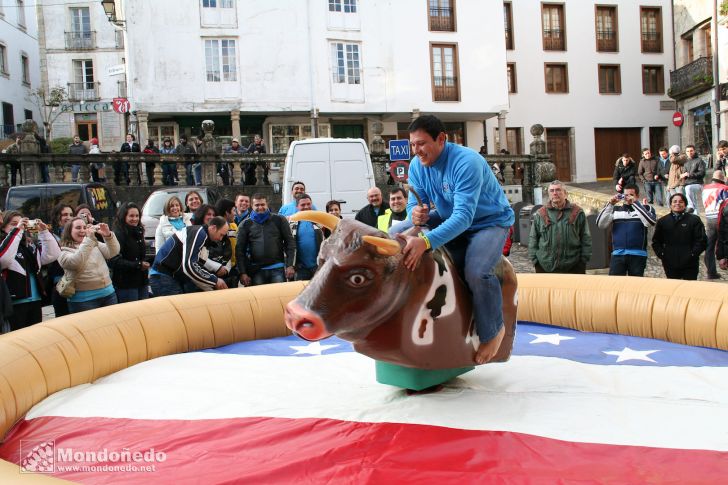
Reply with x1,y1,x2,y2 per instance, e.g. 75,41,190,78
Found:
111,203,149,303
58,217,120,313
47,203,74,317
155,196,192,251
0,211,60,330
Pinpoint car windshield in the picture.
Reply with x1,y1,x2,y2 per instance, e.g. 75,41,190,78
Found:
143,190,208,217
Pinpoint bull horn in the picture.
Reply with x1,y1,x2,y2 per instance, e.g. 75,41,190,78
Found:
362,235,401,256
289,210,340,231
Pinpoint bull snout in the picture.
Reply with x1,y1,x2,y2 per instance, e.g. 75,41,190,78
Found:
285,301,332,341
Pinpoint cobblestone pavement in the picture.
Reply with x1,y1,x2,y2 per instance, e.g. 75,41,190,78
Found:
507,242,728,283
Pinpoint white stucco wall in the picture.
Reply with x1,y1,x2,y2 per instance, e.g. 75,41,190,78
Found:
41,1,126,148
0,3,41,135
123,0,508,135
486,0,678,182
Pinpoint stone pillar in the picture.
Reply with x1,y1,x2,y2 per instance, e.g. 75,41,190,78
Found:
411,109,420,121
497,111,507,152
231,109,241,140
19,121,40,184
137,111,149,144
128,157,140,186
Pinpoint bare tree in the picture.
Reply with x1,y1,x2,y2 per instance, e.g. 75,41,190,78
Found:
26,86,68,140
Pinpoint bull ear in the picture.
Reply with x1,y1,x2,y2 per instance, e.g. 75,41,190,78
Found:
289,211,340,231
362,235,401,256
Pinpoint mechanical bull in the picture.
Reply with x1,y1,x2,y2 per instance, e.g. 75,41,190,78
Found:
284,211,518,372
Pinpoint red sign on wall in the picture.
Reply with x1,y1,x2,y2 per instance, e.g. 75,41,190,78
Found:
672,111,684,127
112,98,131,114
389,161,410,182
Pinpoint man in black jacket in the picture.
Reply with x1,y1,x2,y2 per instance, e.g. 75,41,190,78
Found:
355,187,389,228
236,194,296,286
116,133,139,185
652,193,707,280
150,218,229,296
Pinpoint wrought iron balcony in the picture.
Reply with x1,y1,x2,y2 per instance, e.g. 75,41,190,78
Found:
433,76,459,101
67,82,100,102
543,29,565,50
64,31,96,50
668,56,713,101
429,7,455,31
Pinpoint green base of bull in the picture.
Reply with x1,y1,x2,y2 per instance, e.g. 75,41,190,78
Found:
375,361,474,391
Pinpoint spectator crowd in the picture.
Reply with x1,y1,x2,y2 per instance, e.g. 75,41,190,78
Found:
1,137,727,335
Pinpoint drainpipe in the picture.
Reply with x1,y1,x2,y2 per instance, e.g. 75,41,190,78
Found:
670,1,683,145
306,0,318,137
713,0,721,144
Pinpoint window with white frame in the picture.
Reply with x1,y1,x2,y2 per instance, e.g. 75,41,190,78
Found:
329,0,357,13
0,44,7,75
17,0,26,28
20,53,30,85
201,0,235,26
331,42,360,84
205,39,237,82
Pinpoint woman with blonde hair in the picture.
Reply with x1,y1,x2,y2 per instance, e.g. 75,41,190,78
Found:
58,217,120,313
155,196,193,252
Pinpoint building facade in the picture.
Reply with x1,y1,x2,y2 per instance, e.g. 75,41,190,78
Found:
0,0,41,139
487,0,678,182
669,0,727,155
39,0,127,149
115,0,508,155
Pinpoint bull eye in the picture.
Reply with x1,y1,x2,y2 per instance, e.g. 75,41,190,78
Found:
348,274,367,287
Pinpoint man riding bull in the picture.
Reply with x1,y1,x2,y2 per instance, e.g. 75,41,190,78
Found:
391,115,514,365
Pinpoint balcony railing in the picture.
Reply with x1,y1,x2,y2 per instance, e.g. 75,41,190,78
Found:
543,29,565,50
64,31,96,50
668,56,713,101
429,7,455,31
67,82,100,101
433,76,459,101
641,31,662,52
596,30,617,51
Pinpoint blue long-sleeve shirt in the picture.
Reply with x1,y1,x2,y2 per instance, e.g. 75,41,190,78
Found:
406,142,514,249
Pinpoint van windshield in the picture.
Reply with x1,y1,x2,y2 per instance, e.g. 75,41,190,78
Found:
144,190,209,218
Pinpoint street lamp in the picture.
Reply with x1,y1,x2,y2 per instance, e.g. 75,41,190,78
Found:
101,0,125,27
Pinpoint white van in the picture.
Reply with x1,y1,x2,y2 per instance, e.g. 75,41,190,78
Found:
282,138,375,218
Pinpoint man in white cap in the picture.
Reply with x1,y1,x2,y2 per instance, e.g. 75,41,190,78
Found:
225,137,246,184
667,145,686,198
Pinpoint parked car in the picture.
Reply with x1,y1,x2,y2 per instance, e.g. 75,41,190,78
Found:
4,183,116,225
141,186,219,258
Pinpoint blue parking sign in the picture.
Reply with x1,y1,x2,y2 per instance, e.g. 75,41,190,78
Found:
388,139,410,161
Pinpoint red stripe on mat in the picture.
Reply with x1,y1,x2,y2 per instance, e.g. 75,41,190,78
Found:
1,416,725,484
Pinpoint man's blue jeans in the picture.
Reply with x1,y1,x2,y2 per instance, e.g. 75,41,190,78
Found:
390,213,508,343
116,287,149,303
644,181,663,205
608,254,647,276
251,268,286,286
150,273,184,296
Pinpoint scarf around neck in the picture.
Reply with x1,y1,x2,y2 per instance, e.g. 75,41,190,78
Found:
250,210,271,224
